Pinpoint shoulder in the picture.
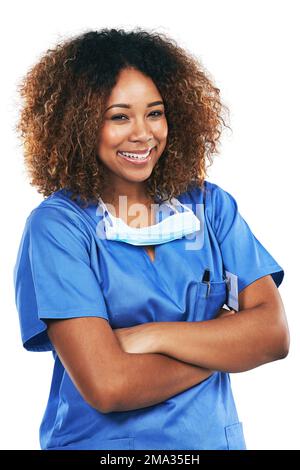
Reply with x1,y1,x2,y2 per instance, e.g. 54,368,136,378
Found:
27,190,92,245
177,180,237,209
176,180,240,238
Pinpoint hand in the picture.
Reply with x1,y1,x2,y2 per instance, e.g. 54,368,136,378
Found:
216,307,236,318
113,322,156,354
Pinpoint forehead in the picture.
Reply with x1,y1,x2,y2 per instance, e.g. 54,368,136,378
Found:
107,68,162,104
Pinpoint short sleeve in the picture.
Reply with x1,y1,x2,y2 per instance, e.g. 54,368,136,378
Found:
13,206,109,352
209,183,284,293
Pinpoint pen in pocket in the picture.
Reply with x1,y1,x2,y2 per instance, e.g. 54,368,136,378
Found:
202,269,211,297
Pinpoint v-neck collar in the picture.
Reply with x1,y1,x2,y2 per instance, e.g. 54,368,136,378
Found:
54,189,186,267
143,246,157,264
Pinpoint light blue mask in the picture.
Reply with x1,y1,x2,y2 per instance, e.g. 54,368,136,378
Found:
97,196,201,246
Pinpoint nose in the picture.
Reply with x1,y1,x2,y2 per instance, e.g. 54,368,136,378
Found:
129,118,154,143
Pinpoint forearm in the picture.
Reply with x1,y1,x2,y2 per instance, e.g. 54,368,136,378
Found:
107,352,214,413
150,304,288,373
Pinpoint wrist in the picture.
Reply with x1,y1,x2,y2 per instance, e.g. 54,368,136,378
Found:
146,321,164,354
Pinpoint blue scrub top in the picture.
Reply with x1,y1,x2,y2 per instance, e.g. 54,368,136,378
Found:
13,180,284,450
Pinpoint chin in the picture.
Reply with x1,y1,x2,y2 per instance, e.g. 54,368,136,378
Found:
124,172,153,183
120,164,155,180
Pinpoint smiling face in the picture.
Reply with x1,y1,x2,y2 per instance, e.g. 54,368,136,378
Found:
97,67,168,199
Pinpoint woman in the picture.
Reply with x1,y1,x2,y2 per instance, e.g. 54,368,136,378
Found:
13,28,289,450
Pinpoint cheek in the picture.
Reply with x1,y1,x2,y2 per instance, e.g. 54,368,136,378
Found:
99,124,122,147
97,126,122,163
156,120,168,141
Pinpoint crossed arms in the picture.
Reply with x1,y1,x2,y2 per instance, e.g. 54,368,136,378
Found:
46,274,289,413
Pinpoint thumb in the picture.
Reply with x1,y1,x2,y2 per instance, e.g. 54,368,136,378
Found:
217,307,236,318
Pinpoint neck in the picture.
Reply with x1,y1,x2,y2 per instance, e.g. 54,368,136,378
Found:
101,176,151,208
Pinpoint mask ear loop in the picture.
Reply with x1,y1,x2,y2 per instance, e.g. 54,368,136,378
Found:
98,197,114,227
164,199,200,236
163,202,178,215
166,197,194,215
163,197,184,214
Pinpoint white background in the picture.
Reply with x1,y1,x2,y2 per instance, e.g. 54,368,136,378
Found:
1,0,299,450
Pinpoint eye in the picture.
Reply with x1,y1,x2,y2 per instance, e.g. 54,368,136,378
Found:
110,114,127,121
111,110,164,121
150,110,164,117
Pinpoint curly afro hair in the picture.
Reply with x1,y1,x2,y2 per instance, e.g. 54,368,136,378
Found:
15,27,231,208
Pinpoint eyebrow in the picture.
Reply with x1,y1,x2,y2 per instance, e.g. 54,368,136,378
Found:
104,101,164,112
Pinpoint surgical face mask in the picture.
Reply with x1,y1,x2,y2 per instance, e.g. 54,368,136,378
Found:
97,196,201,246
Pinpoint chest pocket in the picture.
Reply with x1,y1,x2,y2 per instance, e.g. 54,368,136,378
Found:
190,279,227,322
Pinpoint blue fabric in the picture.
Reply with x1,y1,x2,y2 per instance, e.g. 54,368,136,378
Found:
13,180,284,450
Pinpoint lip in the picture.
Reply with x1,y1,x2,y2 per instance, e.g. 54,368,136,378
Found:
117,147,155,165
118,146,155,154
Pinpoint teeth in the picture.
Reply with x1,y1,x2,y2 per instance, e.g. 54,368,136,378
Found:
118,148,151,159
